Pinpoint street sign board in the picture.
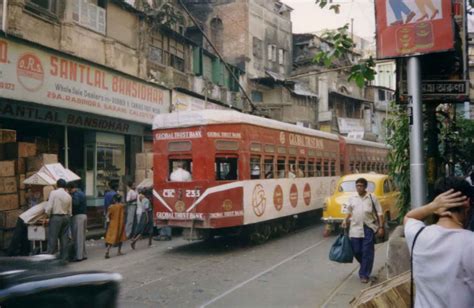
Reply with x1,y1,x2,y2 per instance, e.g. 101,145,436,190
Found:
375,0,455,59
400,80,469,99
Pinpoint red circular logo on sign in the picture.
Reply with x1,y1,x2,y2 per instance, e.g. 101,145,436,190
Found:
273,185,283,211
303,183,311,206
252,184,266,217
289,184,298,208
17,53,44,92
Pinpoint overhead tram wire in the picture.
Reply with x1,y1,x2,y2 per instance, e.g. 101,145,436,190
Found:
177,0,257,114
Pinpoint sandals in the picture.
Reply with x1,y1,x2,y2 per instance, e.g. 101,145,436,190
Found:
105,253,110,259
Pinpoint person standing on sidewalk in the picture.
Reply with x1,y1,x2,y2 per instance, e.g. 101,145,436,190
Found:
45,179,72,261
130,192,153,249
125,181,138,239
105,194,127,259
67,182,87,262
342,177,384,283
404,177,474,308
103,182,118,230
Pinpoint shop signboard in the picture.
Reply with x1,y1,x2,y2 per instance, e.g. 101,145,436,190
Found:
375,0,454,59
399,80,468,99
0,38,170,124
0,101,145,135
171,90,229,111
337,117,364,134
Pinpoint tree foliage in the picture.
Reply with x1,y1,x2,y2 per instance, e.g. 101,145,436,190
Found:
386,102,411,220
313,2,376,88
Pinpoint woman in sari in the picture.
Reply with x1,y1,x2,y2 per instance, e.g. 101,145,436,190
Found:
105,194,127,259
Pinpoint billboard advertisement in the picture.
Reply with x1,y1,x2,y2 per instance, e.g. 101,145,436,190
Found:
375,0,455,59
0,38,170,124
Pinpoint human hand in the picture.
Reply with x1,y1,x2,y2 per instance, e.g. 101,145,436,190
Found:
430,189,467,215
376,227,384,238
341,220,347,229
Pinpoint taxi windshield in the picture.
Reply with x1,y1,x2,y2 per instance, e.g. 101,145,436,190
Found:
338,181,375,193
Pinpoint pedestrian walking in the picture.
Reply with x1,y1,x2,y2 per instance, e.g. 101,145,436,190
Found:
105,194,127,259
45,179,72,261
130,192,153,249
103,182,118,230
67,182,88,262
404,177,474,308
125,181,138,238
342,177,384,283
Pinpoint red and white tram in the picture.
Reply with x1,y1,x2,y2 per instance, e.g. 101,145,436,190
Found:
152,110,389,241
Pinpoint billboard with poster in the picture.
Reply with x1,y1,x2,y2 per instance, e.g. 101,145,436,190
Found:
375,0,455,59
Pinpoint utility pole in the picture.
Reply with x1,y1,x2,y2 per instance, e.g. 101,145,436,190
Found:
407,57,427,209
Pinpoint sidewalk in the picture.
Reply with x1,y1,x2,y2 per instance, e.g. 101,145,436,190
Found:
321,241,389,307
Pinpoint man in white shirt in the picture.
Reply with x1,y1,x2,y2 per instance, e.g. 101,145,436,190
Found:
125,181,138,238
342,177,384,283
45,178,72,260
170,161,192,182
404,177,474,308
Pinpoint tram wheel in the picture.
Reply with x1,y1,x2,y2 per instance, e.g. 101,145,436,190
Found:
249,223,271,244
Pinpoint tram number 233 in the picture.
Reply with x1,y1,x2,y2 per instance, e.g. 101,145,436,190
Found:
163,189,201,198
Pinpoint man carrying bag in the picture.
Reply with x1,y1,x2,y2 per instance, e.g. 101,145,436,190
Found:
341,178,384,283
329,228,354,263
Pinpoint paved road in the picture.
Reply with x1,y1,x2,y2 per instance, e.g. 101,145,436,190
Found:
68,222,379,307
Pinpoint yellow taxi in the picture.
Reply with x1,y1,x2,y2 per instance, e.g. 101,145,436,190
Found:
322,173,400,236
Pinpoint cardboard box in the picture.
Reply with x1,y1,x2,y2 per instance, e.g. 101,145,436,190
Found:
0,194,19,211
26,154,58,172
0,161,15,177
17,174,25,190
0,229,14,250
0,209,22,229
136,153,154,170
0,129,16,143
0,177,17,194
15,158,26,174
18,189,25,206
4,142,37,159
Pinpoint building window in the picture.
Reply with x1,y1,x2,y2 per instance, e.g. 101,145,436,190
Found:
251,90,263,103
378,89,386,101
149,33,185,72
27,0,57,14
253,37,263,59
267,44,277,62
278,49,285,65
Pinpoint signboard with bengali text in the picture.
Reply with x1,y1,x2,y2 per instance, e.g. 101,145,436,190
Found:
375,0,454,59
0,38,170,124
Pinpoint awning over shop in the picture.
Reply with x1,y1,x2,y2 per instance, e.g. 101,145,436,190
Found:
24,163,81,185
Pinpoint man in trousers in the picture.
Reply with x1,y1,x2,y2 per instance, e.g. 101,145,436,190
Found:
45,179,72,261
67,182,87,262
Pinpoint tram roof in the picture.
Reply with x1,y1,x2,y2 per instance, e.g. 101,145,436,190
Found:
153,110,339,140
342,137,389,149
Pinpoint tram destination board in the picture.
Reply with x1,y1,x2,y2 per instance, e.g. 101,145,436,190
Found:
399,80,468,102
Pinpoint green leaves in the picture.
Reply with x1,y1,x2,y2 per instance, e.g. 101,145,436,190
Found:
348,57,376,88
386,102,411,220
315,0,341,13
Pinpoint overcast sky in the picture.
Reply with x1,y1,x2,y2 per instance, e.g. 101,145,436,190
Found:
281,0,376,40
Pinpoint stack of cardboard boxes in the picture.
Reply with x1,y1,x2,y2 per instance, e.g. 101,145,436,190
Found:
135,152,153,185
0,129,58,251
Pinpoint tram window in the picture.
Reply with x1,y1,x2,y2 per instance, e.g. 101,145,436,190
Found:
168,141,192,152
250,143,262,152
330,160,336,176
215,140,239,151
288,158,296,178
250,156,261,179
277,157,286,178
264,145,275,153
316,159,322,176
215,157,238,181
169,159,192,181
264,157,274,179
324,160,329,176
297,159,305,177
307,159,315,177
